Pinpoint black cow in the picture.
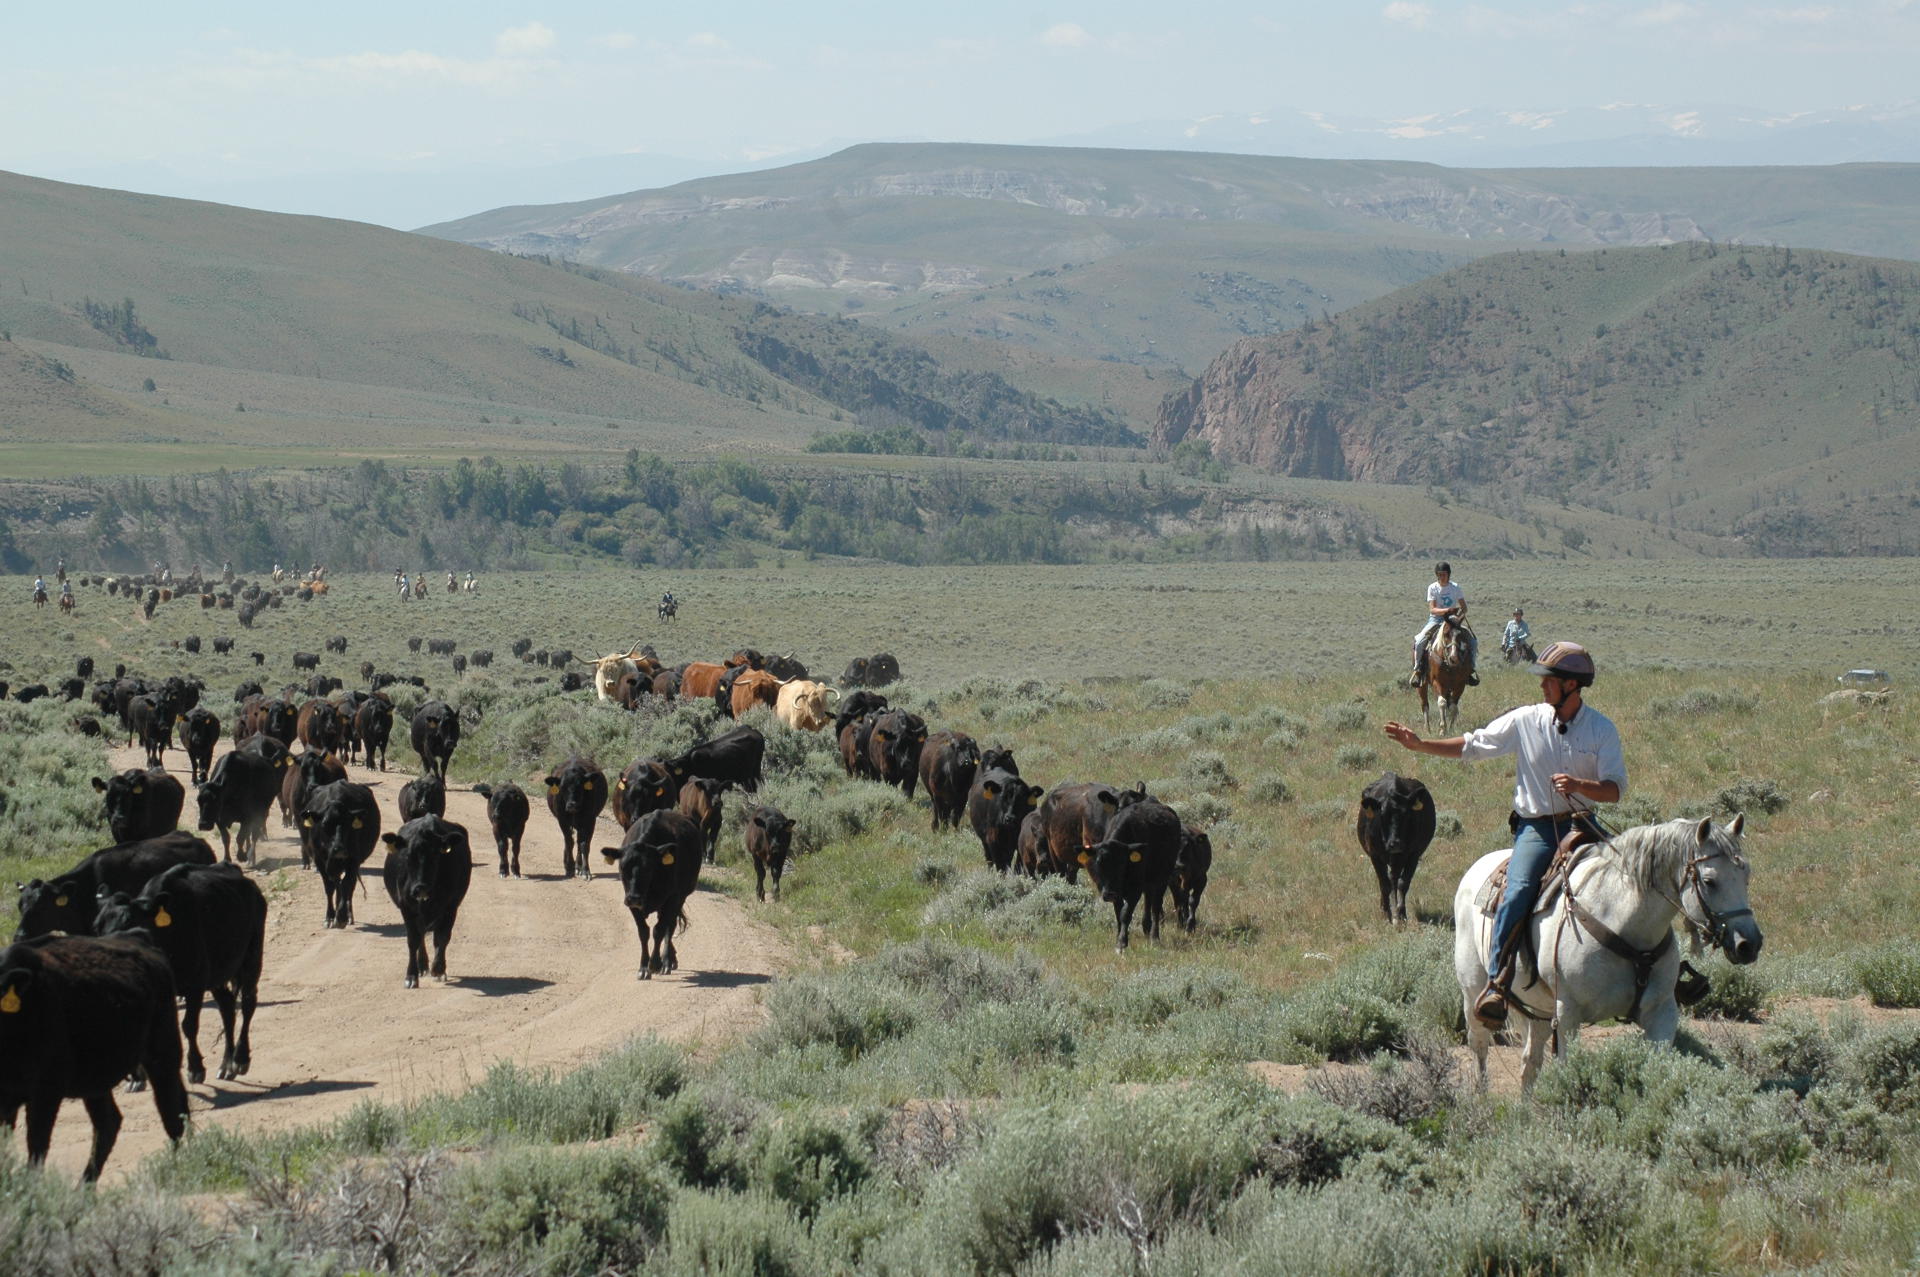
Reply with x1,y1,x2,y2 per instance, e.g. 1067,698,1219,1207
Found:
867,652,901,687
834,688,890,730
840,656,870,688
473,782,531,878
126,694,172,766
354,694,394,772
299,781,380,928
181,706,220,784
0,934,189,1180
75,655,94,680
398,773,447,823
196,748,285,865
865,709,927,797
838,711,882,781
1087,798,1184,951
324,635,347,653
291,652,320,671
91,767,186,844
666,725,766,795
967,769,1043,873
15,832,216,939
13,683,48,704
1037,782,1150,883
543,756,608,880
211,637,234,654
1172,824,1213,933
1357,773,1438,925
919,730,980,831
712,663,748,718
409,700,459,779
606,810,702,979
676,777,724,865
281,751,348,858
744,804,794,902
93,863,266,1084
765,653,808,681
612,758,679,830
380,816,473,988
57,676,85,702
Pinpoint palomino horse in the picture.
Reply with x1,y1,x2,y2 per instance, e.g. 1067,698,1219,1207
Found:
1454,815,1762,1091
1419,613,1473,732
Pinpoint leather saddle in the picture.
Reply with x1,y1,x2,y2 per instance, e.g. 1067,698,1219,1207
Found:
1479,823,1602,989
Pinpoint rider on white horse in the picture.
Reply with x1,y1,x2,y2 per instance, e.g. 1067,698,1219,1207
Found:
1409,562,1478,688
1383,641,1625,1028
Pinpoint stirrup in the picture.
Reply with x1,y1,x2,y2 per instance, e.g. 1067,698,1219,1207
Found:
1472,984,1508,1028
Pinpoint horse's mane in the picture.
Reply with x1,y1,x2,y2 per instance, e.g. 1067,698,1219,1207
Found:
1592,818,1732,891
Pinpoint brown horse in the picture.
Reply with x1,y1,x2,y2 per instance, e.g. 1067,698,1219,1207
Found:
1419,614,1474,733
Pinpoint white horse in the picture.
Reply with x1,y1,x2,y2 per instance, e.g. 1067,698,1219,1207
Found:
1454,815,1762,1091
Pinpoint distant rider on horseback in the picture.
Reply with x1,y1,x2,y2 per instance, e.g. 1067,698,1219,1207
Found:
1410,562,1478,687
1382,641,1626,1028
1502,609,1532,660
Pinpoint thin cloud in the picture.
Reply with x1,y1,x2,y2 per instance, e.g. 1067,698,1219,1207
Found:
1627,3,1695,27
1039,22,1093,48
494,22,556,57
593,32,638,50
686,32,731,50
1382,2,1435,29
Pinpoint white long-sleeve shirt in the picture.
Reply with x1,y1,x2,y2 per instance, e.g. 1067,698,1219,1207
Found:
1458,702,1627,819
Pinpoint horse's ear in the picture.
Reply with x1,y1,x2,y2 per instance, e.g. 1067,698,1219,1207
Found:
1728,812,1745,838
1694,816,1714,845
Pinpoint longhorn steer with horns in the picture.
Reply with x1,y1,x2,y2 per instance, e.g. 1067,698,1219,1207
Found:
586,642,659,705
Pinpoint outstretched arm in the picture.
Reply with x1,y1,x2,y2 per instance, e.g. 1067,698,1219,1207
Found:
1382,721,1466,757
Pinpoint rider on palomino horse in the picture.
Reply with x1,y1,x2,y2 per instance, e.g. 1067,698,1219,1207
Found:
1409,562,1478,688
1382,641,1625,1028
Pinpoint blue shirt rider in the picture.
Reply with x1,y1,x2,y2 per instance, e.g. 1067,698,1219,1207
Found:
1502,610,1531,655
1410,562,1478,687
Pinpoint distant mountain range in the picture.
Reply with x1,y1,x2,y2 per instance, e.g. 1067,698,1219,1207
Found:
1043,101,1920,168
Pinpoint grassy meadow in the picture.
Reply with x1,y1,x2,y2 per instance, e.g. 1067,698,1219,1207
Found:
5,558,1920,1273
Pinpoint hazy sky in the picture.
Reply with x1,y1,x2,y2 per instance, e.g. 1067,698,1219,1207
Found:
7,2,1917,199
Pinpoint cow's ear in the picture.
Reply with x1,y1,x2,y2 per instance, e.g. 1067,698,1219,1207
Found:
381,832,402,848
1025,790,1040,809
90,776,108,792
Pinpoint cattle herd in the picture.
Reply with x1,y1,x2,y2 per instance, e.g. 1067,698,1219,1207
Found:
1,584,1284,1183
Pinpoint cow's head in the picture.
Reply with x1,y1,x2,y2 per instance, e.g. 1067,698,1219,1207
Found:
382,817,470,904
14,875,91,940
302,784,379,863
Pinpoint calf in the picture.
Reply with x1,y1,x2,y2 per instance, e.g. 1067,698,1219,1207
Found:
299,781,380,928
1037,782,1150,884
865,709,928,797
919,730,980,831
1172,824,1213,933
0,934,189,1181
544,756,608,880
196,747,286,865
91,767,186,844
409,700,460,779
380,816,473,988
1087,798,1184,951
606,810,702,979
613,758,680,830
666,725,766,794
1016,809,1048,878
967,769,1043,873
838,711,882,780
744,804,794,902
398,773,447,823
676,776,724,865
181,706,220,784
1357,772,1437,925
93,863,266,1084
473,782,531,878
15,832,216,938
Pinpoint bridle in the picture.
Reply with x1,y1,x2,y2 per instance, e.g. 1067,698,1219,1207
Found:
1664,844,1753,953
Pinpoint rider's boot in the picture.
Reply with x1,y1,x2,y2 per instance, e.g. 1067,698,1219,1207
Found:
1472,981,1508,1028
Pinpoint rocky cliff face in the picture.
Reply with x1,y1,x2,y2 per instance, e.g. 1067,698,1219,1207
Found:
1156,341,1381,480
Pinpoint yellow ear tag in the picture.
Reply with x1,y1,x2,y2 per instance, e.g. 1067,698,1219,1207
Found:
654,788,664,797
132,785,144,795
1129,851,1142,863
1077,852,1090,866
351,817,363,829
1412,801,1425,811
548,785,559,796
54,895,68,908
583,780,594,791
617,780,627,790
0,990,18,1014
155,907,172,928
661,853,675,865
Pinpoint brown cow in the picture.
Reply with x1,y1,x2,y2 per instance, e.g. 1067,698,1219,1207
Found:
729,670,783,718
1037,781,1151,884
677,777,724,865
295,698,349,753
650,668,681,699
679,662,728,700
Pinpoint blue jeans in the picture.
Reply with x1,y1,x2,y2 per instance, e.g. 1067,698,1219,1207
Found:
1487,816,1573,981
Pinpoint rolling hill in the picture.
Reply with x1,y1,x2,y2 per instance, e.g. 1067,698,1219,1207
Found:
0,169,1130,461
422,143,1920,382
1155,244,1920,555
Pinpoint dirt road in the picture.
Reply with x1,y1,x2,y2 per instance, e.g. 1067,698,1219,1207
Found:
41,737,788,1181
